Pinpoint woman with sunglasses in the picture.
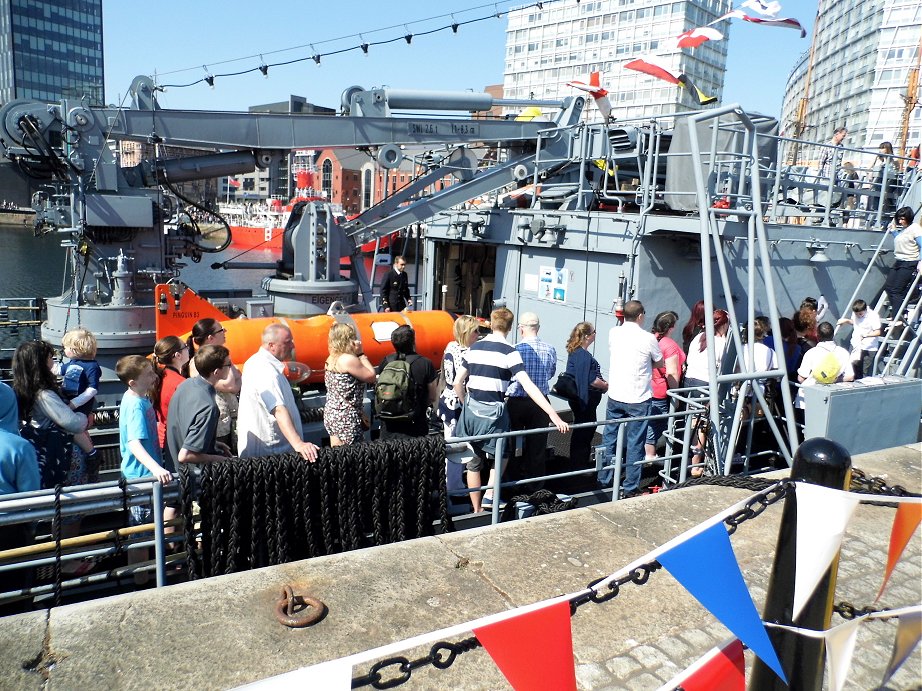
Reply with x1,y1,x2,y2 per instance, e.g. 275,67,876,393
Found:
185,318,240,449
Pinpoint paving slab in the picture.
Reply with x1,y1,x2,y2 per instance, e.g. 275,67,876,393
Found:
0,443,918,690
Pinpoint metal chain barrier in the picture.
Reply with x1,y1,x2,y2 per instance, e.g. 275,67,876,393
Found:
350,469,919,687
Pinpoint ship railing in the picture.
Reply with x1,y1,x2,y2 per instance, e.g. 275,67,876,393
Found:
444,381,790,525
0,298,45,361
0,477,182,607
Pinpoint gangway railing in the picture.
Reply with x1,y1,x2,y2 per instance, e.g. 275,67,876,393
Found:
686,104,800,470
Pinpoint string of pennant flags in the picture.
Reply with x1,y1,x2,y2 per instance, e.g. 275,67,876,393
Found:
151,0,807,115
239,480,920,690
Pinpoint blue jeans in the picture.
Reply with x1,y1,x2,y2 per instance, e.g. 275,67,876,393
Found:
598,398,651,492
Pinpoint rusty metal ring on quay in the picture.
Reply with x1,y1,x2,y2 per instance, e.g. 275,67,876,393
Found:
274,585,326,628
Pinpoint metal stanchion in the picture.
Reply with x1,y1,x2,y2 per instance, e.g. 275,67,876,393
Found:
748,436,852,690
152,482,166,588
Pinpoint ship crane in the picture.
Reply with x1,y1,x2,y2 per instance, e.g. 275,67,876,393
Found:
0,77,585,352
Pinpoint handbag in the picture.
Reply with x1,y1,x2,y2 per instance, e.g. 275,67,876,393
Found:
552,372,580,400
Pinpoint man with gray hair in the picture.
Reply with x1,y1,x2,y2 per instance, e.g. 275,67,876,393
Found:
506,312,557,485
237,323,318,461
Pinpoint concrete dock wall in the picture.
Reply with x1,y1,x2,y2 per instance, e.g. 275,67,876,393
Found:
2,444,919,690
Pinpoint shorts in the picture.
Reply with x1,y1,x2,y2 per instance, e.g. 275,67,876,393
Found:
465,453,492,474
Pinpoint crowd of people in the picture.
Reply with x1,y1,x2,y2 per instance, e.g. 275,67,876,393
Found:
0,279,906,523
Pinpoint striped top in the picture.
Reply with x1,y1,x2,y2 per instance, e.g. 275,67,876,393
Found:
460,333,526,403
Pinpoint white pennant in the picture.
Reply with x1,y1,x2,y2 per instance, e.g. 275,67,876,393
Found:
793,483,860,620
824,616,865,691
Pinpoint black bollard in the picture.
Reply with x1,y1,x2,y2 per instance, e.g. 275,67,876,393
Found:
748,437,852,690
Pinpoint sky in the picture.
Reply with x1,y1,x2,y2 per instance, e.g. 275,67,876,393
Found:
102,0,817,120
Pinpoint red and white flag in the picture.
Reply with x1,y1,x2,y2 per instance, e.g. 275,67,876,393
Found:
665,26,724,49
566,71,613,119
624,56,682,84
718,9,807,38
741,0,782,17
657,638,745,691
228,176,242,188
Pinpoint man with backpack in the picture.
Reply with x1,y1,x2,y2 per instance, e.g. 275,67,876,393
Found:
375,325,438,439
795,321,854,412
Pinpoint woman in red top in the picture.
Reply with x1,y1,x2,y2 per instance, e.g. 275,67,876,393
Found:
150,336,189,455
646,311,685,460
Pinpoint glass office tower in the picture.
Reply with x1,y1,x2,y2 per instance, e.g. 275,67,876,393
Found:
0,0,104,106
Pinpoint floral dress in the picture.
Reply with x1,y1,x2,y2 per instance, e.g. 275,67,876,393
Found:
437,341,468,438
323,368,366,445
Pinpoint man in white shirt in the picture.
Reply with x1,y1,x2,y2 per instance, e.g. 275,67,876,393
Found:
598,300,663,497
795,321,854,410
237,323,319,460
836,298,881,379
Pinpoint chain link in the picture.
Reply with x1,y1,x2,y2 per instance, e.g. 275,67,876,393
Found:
351,472,908,688
850,468,920,498
834,600,882,620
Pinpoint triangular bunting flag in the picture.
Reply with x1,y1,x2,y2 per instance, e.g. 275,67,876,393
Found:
740,0,781,17
239,658,352,689
657,638,744,691
473,600,576,691
657,522,786,682
793,483,860,620
624,56,682,85
824,616,864,691
882,609,922,687
677,75,718,106
877,501,922,601
719,10,807,38
665,26,724,49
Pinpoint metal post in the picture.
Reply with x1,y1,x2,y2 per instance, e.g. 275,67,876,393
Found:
611,424,625,502
490,436,505,525
748,437,852,690
152,481,166,588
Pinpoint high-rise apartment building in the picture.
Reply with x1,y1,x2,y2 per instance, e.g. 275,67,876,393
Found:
781,0,921,159
0,0,104,106
502,0,733,121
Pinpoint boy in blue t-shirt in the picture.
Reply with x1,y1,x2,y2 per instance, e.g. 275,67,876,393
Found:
118,355,171,487
55,328,102,468
117,355,174,583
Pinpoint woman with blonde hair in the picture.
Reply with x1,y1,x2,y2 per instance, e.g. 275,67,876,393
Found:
437,315,480,438
563,321,607,465
323,323,376,446
150,335,189,454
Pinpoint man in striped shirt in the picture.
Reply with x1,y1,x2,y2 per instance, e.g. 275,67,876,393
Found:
454,308,568,512
507,312,557,488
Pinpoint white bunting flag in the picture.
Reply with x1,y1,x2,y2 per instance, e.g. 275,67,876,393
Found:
793,483,860,620
741,0,781,17
824,616,864,691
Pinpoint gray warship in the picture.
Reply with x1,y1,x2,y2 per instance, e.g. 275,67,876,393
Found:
0,77,920,603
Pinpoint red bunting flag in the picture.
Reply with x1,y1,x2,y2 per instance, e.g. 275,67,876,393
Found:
624,56,681,84
658,638,744,690
877,501,922,601
666,26,724,49
473,600,576,691
719,10,807,38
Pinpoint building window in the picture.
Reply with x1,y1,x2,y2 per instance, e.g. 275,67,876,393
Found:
362,168,373,210
322,159,333,199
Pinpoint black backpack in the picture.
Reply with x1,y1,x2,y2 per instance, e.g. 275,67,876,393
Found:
374,354,418,421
